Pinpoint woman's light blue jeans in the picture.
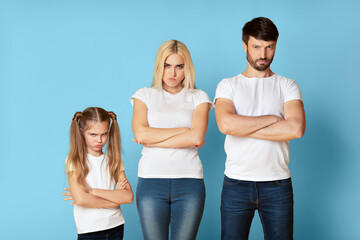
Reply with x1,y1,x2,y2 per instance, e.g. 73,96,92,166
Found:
136,178,205,240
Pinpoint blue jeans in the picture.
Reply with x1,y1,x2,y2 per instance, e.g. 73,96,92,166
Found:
221,175,293,240
136,178,205,240
77,224,124,240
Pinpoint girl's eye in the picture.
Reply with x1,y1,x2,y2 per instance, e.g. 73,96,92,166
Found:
91,134,96,136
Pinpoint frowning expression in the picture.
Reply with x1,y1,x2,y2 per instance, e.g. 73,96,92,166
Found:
83,121,109,157
162,53,185,93
243,36,277,71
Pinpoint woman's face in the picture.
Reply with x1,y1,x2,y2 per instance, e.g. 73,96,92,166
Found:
162,53,185,93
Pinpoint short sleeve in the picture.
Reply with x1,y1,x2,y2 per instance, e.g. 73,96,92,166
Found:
65,156,73,172
213,78,235,104
130,88,149,107
194,89,213,109
284,79,302,103
120,161,125,171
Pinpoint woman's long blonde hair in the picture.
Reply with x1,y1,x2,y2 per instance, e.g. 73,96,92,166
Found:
66,107,122,191
152,40,196,89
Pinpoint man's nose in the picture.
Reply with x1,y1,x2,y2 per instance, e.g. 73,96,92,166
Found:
260,48,266,58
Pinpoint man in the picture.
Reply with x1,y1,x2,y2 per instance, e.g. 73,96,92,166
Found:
214,17,305,240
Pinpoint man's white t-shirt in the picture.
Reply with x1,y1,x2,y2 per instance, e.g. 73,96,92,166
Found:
68,154,125,234
131,87,211,179
214,73,302,181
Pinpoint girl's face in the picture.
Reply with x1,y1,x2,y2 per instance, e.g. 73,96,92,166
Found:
83,121,109,157
162,53,185,93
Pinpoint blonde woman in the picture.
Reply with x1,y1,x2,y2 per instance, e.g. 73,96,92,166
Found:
131,40,212,240
63,107,133,240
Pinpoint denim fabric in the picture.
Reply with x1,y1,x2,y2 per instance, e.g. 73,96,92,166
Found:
136,178,205,240
77,224,124,240
221,175,293,240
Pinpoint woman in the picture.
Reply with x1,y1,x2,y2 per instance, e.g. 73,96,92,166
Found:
131,40,212,240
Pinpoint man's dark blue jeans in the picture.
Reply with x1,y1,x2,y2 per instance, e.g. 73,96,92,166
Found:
221,175,293,240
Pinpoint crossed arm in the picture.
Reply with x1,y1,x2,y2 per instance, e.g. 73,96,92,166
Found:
215,98,305,141
132,98,210,148
63,170,133,208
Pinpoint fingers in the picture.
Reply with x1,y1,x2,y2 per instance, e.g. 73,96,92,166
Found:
116,179,128,190
63,188,74,205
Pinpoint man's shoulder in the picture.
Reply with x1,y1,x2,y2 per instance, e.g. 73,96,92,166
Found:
218,74,243,86
273,73,295,83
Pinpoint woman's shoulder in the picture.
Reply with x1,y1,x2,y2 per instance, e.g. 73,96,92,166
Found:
185,88,209,97
134,87,162,95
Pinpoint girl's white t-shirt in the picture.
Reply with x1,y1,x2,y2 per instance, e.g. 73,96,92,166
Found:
69,154,125,234
214,74,302,181
130,87,211,179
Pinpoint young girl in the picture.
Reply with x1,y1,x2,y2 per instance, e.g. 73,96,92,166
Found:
63,107,133,240
131,40,212,240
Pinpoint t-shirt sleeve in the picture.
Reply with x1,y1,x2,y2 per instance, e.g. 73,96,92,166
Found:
65,156,73,172
284,79,302,103
130,88,148,106
120,161,125,171
213,78,234,104
194,90,213,109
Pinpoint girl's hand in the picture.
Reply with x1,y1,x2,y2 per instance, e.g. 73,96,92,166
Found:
62,188,75,205
116,179,128,190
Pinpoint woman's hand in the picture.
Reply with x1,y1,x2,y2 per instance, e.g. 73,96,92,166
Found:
116,179,128,190
62,188,75,205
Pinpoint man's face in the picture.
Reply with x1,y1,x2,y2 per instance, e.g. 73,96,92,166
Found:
243,36,277,71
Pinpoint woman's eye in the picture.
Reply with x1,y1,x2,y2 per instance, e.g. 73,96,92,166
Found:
176,65,184,69
164,64,170,68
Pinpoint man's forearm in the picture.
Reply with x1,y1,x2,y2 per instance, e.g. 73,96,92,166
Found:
218,113,281,136
248,119,305,141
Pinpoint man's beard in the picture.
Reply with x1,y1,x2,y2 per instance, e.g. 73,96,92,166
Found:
246,52,273,71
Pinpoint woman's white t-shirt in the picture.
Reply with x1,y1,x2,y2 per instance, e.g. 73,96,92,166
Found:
130,87,211,179
68,154,125,234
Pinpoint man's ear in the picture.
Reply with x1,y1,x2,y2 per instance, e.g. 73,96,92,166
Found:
242,41,247,53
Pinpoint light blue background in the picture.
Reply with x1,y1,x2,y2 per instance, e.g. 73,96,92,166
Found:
1,0,359,239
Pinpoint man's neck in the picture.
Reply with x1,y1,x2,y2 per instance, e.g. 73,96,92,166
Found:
242,66,274,78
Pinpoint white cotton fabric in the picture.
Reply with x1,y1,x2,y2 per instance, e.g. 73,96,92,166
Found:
130,87,212,178
68,154,125,234
214,74,302,181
